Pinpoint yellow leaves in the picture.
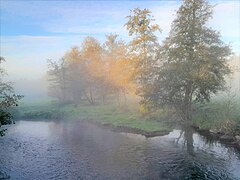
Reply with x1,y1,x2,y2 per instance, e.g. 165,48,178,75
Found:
60,36,137,97
151,24,161,32
64,47,81,63
107,55,135,92
125,8,160,38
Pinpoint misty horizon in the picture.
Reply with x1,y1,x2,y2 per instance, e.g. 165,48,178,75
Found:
1,1,239,81
1,1,240,179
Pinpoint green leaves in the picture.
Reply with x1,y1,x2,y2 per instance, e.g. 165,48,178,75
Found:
125,8,161,100
0,57,23,136
142,0,231,121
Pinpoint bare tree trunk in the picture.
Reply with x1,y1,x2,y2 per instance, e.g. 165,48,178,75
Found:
183,83,193,123
117,93,120,107
183,124,194,156
89,88,94,105
85,87,94,105
85,94,92,105
123,88,127,105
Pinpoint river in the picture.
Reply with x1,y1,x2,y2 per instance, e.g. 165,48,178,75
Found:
0,120,240,180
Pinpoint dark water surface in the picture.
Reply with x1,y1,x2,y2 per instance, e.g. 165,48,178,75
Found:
0,120,240,180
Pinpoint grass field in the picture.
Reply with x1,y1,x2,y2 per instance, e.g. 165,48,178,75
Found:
12,94,240,135
13,99,172,133
192,95,240,135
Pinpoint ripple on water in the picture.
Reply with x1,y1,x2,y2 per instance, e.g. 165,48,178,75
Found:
0,120,240,180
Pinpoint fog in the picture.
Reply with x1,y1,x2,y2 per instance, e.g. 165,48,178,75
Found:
1,0,240,179
1,54,239,106
13,78,48,101
5,54,239,104
227,55,240,92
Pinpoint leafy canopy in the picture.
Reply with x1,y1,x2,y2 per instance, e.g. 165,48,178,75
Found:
141,0,231,121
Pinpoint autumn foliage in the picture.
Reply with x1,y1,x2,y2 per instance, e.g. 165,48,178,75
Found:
47,2,231,122
47,35,135,105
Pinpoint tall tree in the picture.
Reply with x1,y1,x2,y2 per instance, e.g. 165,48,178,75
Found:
143,0,231,122
47,58,69,103
125,8,161,101
80,37,104,104
0,57,22,136
103,34,134,105
47,37,111,105
64,47,86,104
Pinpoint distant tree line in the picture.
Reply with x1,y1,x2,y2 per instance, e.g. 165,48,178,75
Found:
47,35,135,105
47,0,232,123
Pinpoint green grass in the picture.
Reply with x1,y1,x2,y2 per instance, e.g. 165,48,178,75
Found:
13,94,240,135
14,101,171,133
192,96,240,134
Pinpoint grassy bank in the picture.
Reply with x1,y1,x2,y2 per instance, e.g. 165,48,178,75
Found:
13,100,172,133
11,95,240,136
192,96,240,135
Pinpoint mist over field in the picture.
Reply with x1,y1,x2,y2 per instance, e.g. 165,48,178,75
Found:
10,55,240,103
1,0,240,179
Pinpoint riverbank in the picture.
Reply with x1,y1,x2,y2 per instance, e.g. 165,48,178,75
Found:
11,97,240,139
192,96,240,134
191,97,240,150
191,97,240,149
12,101,173,136
192,126,240,150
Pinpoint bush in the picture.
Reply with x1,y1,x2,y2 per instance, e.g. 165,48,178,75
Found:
23,110,65,120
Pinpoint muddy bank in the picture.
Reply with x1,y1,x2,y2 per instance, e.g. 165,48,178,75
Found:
103,123,169,137
85,120,240,150
80,119,170,137
193,126,240,151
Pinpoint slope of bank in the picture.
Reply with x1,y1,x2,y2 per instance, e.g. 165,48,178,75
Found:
10,97,240,140
12,101,173,137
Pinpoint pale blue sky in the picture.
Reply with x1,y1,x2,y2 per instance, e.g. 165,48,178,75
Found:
0,0,239,80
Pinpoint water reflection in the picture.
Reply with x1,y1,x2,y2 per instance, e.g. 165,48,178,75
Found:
0,120,240,180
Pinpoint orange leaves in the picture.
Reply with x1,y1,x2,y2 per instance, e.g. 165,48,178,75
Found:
103,34,136,94
62,35,136,99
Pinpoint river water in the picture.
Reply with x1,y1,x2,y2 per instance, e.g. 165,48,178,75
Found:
0,120,240,180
